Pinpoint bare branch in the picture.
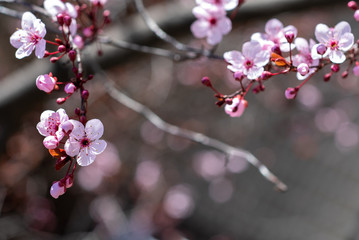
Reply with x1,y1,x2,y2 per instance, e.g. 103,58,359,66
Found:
91,61,288,192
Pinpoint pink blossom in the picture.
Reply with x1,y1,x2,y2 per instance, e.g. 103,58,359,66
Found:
297,63,309,76
353,65,359,76
285,87,297,99
10,12,46,59
44,0,77,35
36,109,70,145
311,21,354,64
64,83,76,94
293,38,319,80
50,181,66,199
73,35,84,49
251,18,297,52
43,135,59,149
36,74,56,93
224,41,270,80
191,6,232,45
90,0,108,6
354,10,359,22
224,97,247,117
196,0,238,11
65,119,107,166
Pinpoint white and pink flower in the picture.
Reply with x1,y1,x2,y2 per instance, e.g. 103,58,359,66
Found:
36,74,57,93
251,18,297,52
44,0,78,35
191,6,232,45
224,97,247,117
65,119,107,166
311,21,354,64
37,108,71,149
292,38,319,80
224,41,270,80
10,12,46,59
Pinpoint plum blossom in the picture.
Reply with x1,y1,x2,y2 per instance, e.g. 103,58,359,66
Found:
196,0,238,11
37,109,71,149
251,18,297,52
36,73,57,93
224,41,270,80
44,0,78,35
311,21,354,64
224,97,247,117
50,181,65,199
65,119,107,167
292,38,319,80
191,6,232,45
10,12,46,59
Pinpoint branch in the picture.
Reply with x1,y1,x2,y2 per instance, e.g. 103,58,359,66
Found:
91,61,288,192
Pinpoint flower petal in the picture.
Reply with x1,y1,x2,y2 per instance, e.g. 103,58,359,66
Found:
21,12,36,30
16,43,35,59
224,50,244,65
207,28,222,45
315,23,330,43
217,17,232,35
338,32,354,52
64,137,81,157
89,140,107,155
10,30,26,48
85,119,104,140
242,41,261,59
77,148,96,166
294,37,309,53
69,120,85,140
253,49,270,67
265,18,283,36
35,39,46,58
335,21,351,37
247,66,263,80
191,20,209,38
329,50,346,64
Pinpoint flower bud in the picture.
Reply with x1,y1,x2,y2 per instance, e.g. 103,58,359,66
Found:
75,107,81,116
58,45,66,53
81,89,89,100
36,74,57,93
61,120,74,135
63,15,72,27
271,45,282,56
57,13,64,25
73,35,84,49
261,71,272,80
224,97,247,117
68,50,77,62
342,70,348,78
354,10,359,22
50,181,66,199
316,44,327,55
323,73,331,82
348,1,358,10
285,87,297,100
201,76,212,87
43,136,59,149
297,63,309,76
103,10,111,24
83,27,94,37
50,57,58,63
65,175,73,188
80,115,87,125
57,97,66,104
331,64,340,73
234,71,244,81
284,31,295,44
64,83,76,94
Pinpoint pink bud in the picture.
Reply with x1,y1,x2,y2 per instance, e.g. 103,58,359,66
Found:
68,50,77,62
65,176,73,188
354,10,359,22
342,70,348,78
58,45,66,53
297,63,309,76
43,136,59,149
81,89,89,100
50,181,66,199
284,31,295,44
353,65,359,76
36,74,57,93
331,64,340,73
57,97,66,104
103,10,111,24
50,57,58,63
61,120,74,135
234,71,244,81
201,76,212,87
323,73,331,82
64,15,72,27
348,1,358,10
261,71,272,80
83,27,93,37
285,87,297,100
64,83,76,94
57,13,64,25
316,44,327,55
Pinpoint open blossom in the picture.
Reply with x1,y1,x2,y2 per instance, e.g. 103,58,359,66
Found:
196,0,238,11
251,18,297,52
10,12,46,59
311,21,354,64
224,41,270,80
65,119,107,167
225,97,247,117
293,38,319,80
191,6,232,45
44,0,77,35
36,73,57,93
37,109,71,149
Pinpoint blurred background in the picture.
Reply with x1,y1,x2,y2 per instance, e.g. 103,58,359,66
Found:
1,0,359,239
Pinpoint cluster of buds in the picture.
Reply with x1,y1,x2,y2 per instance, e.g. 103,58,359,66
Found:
9,0,111,198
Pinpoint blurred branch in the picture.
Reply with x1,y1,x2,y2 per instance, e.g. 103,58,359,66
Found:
91,61,288,192
0,0,49,16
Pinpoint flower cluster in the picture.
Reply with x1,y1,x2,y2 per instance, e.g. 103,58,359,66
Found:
202,15,356,118
9,1,111,199
191,0,243,45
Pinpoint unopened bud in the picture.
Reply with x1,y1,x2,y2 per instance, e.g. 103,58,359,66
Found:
68,50,77,62
298,63,310,76
353,65,359,76
316,44,327,55
81,89,89,99
64,15,72,27
261,71,272,80
64,83,76,94
75,107,81,116
201,76,212,87
87,74,94,80
331,64,340,73
55,38,64,45
44,51,50,58
80,115,87,125
234,71,244,81
58,45,66,53
285,87,297,100
57,97,66,104
348,1,358,10
103,10,111,24
284,31,295,44
57,13,64,25
50,57,58,63
323,73,331,81
271,45,282,56
354,10,359,22
342,70,348,78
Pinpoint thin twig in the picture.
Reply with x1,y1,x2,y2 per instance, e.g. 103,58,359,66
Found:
0,5,21,18
0,0,50,16
133,0,221,59
91,61,288,192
